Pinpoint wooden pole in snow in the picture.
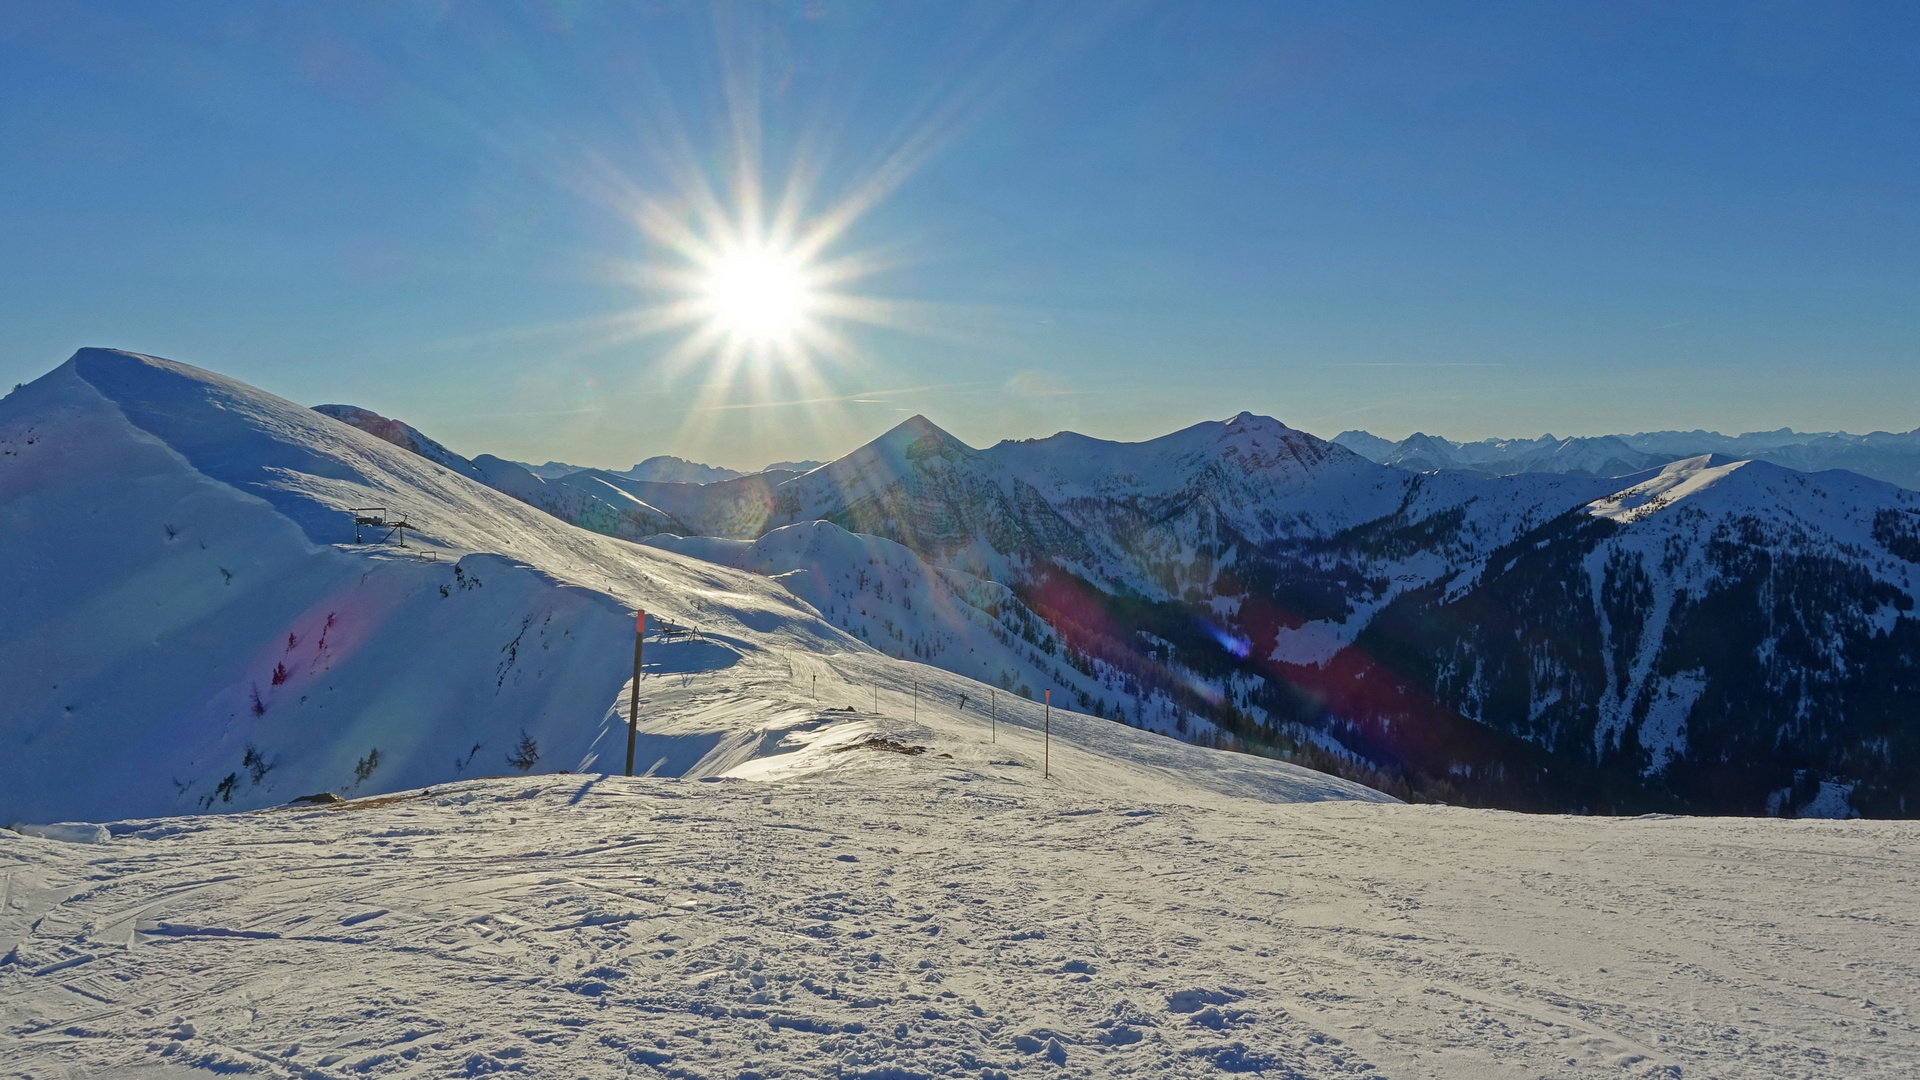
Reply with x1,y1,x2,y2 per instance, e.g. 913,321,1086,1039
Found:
990,690,996,743
625,609,644,777
1044,689,1051,779
913,681,918,724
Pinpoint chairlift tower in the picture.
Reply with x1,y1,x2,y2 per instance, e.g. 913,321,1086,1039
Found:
349,507,414,547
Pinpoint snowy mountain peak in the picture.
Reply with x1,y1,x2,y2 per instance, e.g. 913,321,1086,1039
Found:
842,415,978,475
1222,410,1291,433
880,413,968,450
617,455,745,484
761,459,825,476
1585,453,1748,523
521,460,586,480
1153,412,1370,488
68,347,220,394
1212,412,1324,454
1331,429,1397,460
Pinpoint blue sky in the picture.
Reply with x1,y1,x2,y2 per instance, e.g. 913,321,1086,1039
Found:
3,1,1916,470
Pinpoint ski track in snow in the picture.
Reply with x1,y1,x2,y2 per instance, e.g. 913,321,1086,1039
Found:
4,764,1917,1080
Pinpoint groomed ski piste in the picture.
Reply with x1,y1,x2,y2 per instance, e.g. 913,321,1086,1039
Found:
3,351,1918,1078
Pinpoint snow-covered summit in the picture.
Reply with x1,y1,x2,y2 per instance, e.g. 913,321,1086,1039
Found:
1584,453,1748,523
795,414,978,500
761,458,825,475
999,412,1369,495
1330,427,1396,459
519,459,586,479
616,455,746,484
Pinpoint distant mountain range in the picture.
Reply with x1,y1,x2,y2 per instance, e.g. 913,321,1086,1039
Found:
321,399,1920,818
513,454,823,485
1333,426,1920,490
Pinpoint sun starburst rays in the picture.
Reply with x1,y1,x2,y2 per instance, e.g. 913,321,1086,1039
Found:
513,5,1083,461
610,152,911,403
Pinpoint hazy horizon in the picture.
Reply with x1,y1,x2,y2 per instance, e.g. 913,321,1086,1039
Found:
13,342,1919,476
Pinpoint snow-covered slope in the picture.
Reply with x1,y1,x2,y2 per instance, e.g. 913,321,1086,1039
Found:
310,403,826,558
644,521,1210,736
1583,453,1749,524
316,405,695,542
4,775,1915,1079
0,349,1382,825
468,453,692,541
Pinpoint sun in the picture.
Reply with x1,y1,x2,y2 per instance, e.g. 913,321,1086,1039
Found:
600,99,945,395
700,245,812,345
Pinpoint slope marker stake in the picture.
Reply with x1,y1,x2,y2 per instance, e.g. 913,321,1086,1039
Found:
625,609,644,777
1044,689,1051,779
